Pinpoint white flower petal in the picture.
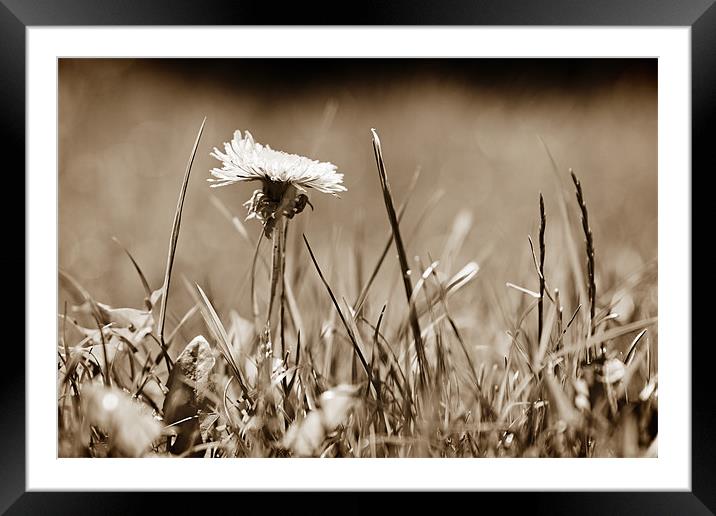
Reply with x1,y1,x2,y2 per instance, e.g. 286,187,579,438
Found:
209,130,346,194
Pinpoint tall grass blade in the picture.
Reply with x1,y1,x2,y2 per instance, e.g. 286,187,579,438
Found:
352,167,420,315
157,117,207,345
370,129,428,387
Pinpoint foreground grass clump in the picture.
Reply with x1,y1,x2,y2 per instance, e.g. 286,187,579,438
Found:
57,122,658,458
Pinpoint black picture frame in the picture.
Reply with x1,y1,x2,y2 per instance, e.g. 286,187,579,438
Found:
5,1,709,514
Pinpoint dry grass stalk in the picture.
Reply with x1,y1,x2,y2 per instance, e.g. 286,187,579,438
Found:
570,170,596,337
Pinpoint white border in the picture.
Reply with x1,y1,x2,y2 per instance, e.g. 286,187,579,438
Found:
27,27,690,491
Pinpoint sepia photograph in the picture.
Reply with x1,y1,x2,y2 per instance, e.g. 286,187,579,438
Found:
57,57,658,459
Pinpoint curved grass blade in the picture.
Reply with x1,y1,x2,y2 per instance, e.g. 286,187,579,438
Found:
111,236,153,308
157,116,206,346
191,281,252,402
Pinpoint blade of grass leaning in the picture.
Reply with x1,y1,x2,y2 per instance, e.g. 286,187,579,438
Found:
157,116,206,347
445,261,480,292
151,303,199,366
92,315,111,387
60,301,79,403
396,261,480,341
214,193,271,313
379,188,446,321
111,236,153,308
165,304,200,347
440,209,472,275
58,268,104,324
427,266,495,418
352,167,421,316
353,211,366,312
554,316,658,358
408,260,440,308
286,331,301,393
303,234,377,396
370,129,428,388
535,301,557,369
209,194,251,244
358,312,410,403
367,305,387,398
544,369,582,429
189,279,252,401
625,329,648,365
506,282,541,299
563,304,582,334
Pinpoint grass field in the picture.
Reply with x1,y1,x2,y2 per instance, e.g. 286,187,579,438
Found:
57,59,658,458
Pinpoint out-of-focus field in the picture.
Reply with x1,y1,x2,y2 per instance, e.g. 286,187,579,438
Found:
59,59,656,320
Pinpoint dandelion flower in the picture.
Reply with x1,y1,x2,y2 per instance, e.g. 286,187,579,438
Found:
209,130,346,236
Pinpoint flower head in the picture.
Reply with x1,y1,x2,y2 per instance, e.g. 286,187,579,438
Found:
209,130,346,236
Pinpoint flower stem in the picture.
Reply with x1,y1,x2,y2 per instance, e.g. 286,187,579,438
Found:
279,220,290,390
249,232,264,337
266,216,284,334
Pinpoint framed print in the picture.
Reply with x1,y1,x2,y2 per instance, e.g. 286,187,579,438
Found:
7,0,710,513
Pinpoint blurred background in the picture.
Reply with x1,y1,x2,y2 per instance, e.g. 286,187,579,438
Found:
58,58,656,336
